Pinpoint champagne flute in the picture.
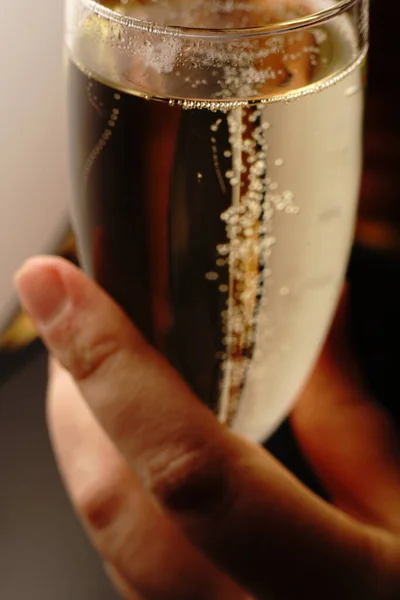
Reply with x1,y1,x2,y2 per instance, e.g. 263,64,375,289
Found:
65,0,368,441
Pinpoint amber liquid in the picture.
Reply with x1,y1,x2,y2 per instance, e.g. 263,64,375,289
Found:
68,14,364,438
68,61,245,412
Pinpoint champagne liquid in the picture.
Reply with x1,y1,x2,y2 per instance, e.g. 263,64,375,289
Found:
68,1,365,440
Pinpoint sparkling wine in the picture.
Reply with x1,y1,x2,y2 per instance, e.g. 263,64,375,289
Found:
67,0,367,440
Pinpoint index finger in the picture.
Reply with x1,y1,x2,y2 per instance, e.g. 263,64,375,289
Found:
16,257,400,600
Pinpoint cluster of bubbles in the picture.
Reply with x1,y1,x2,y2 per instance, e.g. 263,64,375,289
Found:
82,84,121,189
160,23,329,107
201,104,300,422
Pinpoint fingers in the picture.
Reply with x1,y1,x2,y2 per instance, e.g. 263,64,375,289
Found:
47,359,245,600
17,257,400,599
291,293,400,532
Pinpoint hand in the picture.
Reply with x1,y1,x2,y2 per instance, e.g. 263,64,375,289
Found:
15,256,400,600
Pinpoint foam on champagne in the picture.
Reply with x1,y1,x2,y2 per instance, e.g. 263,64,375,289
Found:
69,0,365,105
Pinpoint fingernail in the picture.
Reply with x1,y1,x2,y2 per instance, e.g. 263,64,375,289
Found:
14,259,69,326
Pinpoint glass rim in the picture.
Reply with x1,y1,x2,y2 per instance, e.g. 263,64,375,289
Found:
83,0,360,40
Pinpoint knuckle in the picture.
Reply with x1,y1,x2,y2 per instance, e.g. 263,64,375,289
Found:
60,333,125,383
77,481,125,532
144,441,235,521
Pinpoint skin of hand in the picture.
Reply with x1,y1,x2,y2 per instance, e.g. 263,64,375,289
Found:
14,256,400,600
